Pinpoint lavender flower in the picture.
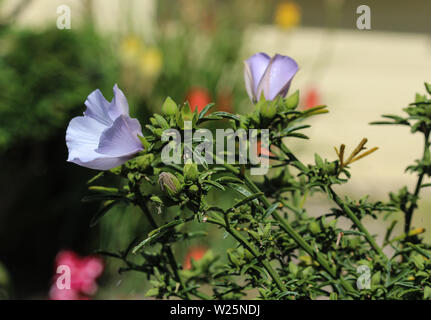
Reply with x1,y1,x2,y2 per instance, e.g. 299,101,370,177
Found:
66,85,144,170
244,52,299,103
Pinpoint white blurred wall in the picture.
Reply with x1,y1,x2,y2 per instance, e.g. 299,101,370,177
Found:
0,0,156,38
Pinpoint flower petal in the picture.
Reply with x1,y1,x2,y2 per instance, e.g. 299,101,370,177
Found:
66,116,107,163
83,89,114,126
96,115,143,157
244,53,271,101
257,54,298,100
66,115,136,170
108,84,130,120
70,155,133,171
243,62,255,102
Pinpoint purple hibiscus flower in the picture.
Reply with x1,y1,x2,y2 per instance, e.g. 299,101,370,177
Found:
244,52,299,103
66,85,144,170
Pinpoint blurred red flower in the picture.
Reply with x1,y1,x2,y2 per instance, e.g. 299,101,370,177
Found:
186,87,211,113
303,87,321,110
49,250,104,300
183,246,207,270
257,140,274,157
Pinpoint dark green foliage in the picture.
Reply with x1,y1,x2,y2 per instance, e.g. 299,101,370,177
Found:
0,27,119,150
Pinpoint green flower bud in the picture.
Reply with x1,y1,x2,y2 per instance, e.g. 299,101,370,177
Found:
162,96,178,116
150,195,163,205
158,172,182,197
258,98,278,120
135,153,154,171
288,262,299,276
309,221,321,235
183,161,199,182
176,102,197,129
189,184,199,193
283,90,299,110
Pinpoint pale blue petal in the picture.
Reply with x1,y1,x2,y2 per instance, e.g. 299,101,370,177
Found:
66,115,136,170
84,89,113,126
108,84,130,120
244,53,271,100
66,116,107,163
244,62,255,102
95,115,143,157
69,155,133,171
66,86,144,171
257,54,298,100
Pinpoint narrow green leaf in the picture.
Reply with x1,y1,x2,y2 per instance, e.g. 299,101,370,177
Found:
232,192,263,208
198,103,215,119
263,202,280,219
202,180,225,191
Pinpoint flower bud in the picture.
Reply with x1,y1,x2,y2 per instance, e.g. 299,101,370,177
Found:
183,160,199,182
158,172,182,197
258,99,277,120
188,184,199,193
244,53,298,103
309,221,321,235
284,90,299,110
176,102,197,129
135,153,154,171
162,97,178,116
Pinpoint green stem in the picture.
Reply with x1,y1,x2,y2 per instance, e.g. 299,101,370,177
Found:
404,131,430,234
328,186,388,262
134,185,192,300
206,215,287,292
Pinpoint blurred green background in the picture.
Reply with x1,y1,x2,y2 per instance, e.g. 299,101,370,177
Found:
0,0,430,299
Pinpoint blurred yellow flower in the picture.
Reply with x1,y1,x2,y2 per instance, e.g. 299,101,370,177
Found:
121,35,143,61
275,1,301,29
139,48,163,78
120,35,163,78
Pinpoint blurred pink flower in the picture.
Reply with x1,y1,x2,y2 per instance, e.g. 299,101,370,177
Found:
49,286,89,300
49,250,104,300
